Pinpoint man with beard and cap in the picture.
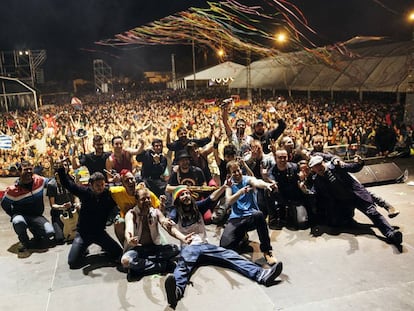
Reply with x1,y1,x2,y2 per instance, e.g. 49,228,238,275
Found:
110,169,162,246
121,187,179,281
245,111,286,154
1,160,55,253
166,125,213,164
163,184,283,309
307,155,403,248
309,134,399,218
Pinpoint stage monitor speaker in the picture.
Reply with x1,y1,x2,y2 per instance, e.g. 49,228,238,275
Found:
351,162,403,186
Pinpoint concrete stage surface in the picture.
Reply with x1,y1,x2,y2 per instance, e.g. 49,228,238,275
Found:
0,158,413,311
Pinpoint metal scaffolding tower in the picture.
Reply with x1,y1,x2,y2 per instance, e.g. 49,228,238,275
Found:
93,59,113,93
0,50,46,87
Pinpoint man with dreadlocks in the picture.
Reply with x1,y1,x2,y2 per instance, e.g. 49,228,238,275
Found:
163,183,283,309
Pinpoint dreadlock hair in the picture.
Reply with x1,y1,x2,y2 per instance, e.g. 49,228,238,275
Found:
175,192,202,227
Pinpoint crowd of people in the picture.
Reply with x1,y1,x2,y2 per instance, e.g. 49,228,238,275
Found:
0,89,412,178
0,88,410,309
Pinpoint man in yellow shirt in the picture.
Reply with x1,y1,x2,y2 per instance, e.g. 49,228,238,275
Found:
110,169,162,246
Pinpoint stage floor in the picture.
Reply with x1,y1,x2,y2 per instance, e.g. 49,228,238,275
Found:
1,157,413,311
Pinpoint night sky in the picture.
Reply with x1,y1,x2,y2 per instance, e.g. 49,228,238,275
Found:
1,0,413,82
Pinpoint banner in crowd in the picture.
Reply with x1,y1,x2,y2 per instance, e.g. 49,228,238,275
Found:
0,135,12,150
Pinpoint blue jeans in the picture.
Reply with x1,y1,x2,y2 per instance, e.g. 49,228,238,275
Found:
220,210,272,253
11,214,55,246
173,243,263,296
122,244,179,276
68,231,122,269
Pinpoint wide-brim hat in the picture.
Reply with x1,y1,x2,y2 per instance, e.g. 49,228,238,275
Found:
252,119,264,127
175,150,192,161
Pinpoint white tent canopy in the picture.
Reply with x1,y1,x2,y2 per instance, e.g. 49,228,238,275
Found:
182,61,245,82
229,39,414,93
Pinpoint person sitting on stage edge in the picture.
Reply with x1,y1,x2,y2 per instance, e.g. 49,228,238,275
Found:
1,160,55,253
306,155,403,248
120,187,179,281
56,159,122,269
163,184,283,309
220,160,279,266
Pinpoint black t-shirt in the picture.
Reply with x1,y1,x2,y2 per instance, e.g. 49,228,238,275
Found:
136,150,167,179
168,166,206,187
271,163,304,202
46,178,74,216
79,152,111,175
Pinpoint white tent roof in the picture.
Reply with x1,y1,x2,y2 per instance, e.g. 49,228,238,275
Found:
183,61,245,81
229,39,414,93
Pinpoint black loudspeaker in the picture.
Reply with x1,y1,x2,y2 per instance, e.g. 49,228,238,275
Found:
351,162,403,186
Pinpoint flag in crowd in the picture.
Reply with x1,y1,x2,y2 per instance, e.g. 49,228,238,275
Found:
204,99,216,105
71,97,83,110
0,134,12,150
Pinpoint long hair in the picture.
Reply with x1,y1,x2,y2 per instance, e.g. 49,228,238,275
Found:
175,196,201,227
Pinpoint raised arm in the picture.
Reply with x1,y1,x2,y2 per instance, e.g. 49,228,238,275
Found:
221,103,233,140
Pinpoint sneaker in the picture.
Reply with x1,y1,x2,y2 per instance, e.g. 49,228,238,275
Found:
116,265,128,274
264,251,277,266
258,261,283,287
127,269,143,282
388,230,403,246
388,206,400,218
165,274,178,309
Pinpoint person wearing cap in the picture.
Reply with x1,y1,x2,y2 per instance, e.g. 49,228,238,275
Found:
1,160,56,253
245,111,286,154
121,187,179,281
309,134,400,218
163,184,283,309
166,150,206,194
307,155,403,247
220,160,279,266
166,149,209,220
